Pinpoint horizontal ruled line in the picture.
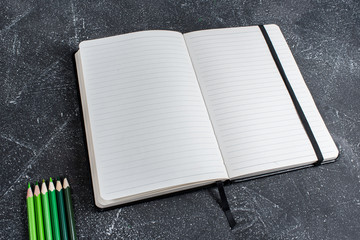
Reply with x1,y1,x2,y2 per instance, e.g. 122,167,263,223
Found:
185,28,259,40
230,154,314,171
104,171,225,195
102,151,218,169
99,139,215,161
104,159,221,179
87,75,194,92
101,129,212,148
100,142,216,162
81,33,183,49
100,137,215,159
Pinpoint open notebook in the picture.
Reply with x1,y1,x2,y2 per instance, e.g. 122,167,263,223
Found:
75,24,338,208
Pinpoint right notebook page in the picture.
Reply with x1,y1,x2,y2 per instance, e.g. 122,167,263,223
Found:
184,24,339,179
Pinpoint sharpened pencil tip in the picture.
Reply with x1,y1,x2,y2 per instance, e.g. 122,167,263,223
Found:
49,177,53,182
27,184,33,198
43,179,45,183
34,184,40,196
63,178,70,189
35,181,38,186
56,179,63,191
41,180,48,194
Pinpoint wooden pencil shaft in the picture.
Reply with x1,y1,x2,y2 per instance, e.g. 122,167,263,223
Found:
34,184,45,240
63,181,77,240
56,180,69,240
41,181,53,240
49,179,61,240
27,186,37,240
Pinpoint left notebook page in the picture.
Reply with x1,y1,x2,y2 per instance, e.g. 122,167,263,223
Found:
75,31,228,207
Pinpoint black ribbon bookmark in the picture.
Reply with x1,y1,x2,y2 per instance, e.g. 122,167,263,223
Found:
216,181,236,228
258,25,324,166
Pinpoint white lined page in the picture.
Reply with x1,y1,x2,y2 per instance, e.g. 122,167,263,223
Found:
184,25,338,179
78,30,227,203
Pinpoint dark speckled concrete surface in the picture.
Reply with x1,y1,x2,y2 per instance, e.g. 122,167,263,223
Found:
1,1,359,239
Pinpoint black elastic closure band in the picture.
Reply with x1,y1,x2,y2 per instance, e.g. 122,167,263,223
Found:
216,181,236,228
258,25,324,165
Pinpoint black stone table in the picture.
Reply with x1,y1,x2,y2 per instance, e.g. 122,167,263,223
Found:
1,1,359,239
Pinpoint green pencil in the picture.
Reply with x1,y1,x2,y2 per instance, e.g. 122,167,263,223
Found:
49,177,61,240
63,178,77,240
41,180,53,240
34,182,45,240
56,178,69,240
26,183,37,240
